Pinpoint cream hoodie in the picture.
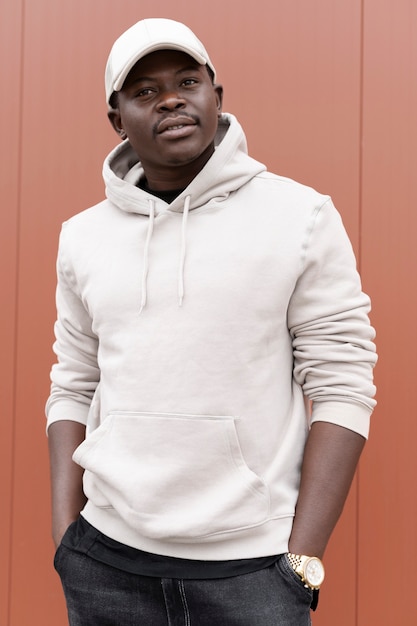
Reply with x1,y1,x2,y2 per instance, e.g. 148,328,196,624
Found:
46,113,377,560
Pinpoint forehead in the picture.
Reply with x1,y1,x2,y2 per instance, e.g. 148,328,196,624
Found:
122,50,204,86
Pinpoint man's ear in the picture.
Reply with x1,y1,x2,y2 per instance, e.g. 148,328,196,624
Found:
214,84,224,117
108,108,127,140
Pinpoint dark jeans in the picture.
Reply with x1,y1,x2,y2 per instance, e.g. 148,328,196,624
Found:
54,545,313,625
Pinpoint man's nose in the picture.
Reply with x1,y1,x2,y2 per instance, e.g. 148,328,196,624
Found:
157,91,186,112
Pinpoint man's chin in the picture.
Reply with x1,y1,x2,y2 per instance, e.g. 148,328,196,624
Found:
164,144,215,169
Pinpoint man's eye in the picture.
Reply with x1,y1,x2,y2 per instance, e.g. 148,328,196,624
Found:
182,78,198,86
137,88,154,97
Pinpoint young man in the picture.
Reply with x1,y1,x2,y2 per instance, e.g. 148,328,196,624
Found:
47,18,377,625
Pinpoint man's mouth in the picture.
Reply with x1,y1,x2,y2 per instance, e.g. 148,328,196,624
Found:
157,116,197,135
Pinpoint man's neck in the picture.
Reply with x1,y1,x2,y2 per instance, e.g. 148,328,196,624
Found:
139,178,185,204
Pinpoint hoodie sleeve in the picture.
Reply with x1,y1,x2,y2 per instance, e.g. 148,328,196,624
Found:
288,198,377,439
45,225,100,431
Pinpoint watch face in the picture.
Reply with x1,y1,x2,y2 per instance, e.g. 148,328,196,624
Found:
305,557,325,587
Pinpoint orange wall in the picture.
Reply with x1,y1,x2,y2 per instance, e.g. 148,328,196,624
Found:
1,1,416,624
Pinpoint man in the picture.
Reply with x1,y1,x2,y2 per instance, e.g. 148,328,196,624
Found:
47,17,377,625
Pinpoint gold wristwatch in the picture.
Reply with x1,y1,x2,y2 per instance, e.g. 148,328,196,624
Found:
286,553,325,590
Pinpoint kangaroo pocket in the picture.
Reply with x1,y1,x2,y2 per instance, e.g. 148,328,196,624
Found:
73,411,270,541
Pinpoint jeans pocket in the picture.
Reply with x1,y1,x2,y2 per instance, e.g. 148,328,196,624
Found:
276,554,313,605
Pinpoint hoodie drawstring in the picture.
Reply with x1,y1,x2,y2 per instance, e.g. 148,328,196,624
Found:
178,195,191,307
139,195,191,313
139,198,155,315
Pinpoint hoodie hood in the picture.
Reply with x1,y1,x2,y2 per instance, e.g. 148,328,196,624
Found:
103,113,266,217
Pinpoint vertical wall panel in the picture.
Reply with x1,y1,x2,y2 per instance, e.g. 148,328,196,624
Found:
359,1,417,624
216,5,364,624
0,1,23,624
8,3,116,622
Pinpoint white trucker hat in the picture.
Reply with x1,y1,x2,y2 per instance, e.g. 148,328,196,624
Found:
105,18,216,104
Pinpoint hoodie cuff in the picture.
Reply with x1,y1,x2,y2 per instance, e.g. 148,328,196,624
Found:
311,400,372,439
